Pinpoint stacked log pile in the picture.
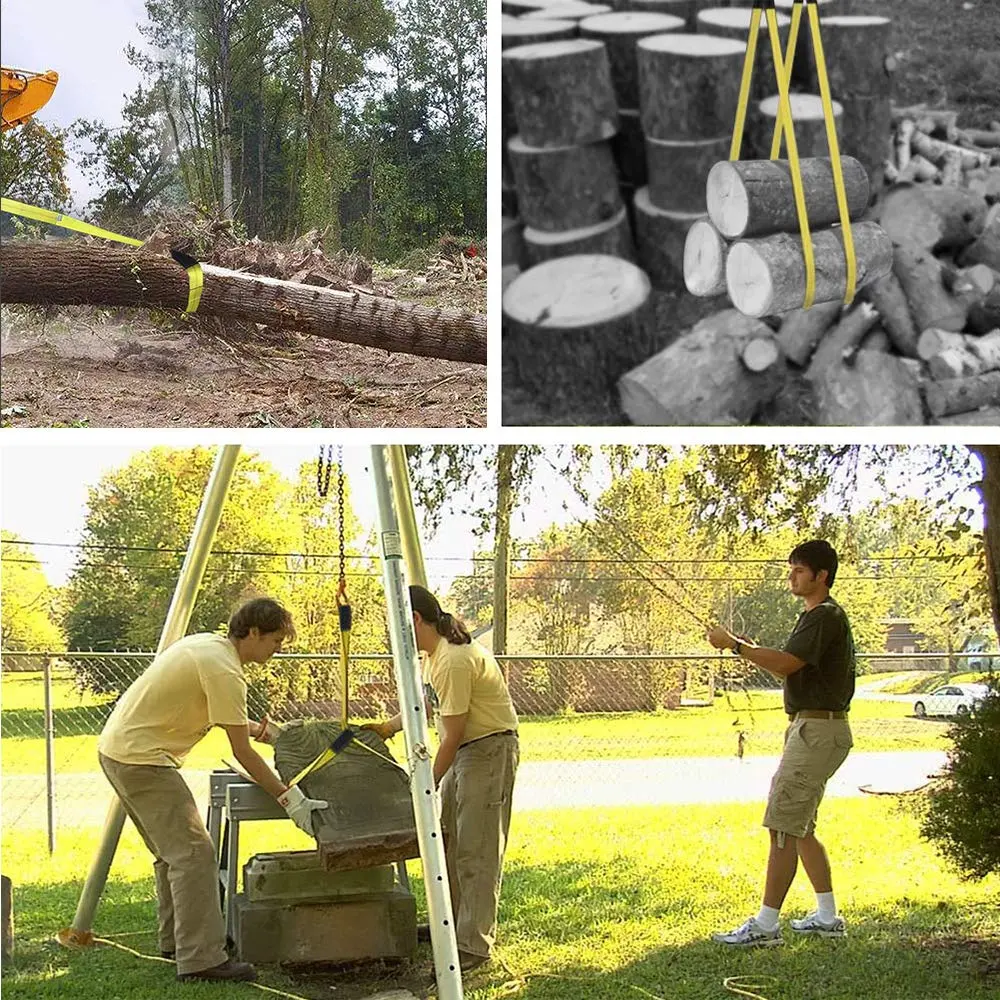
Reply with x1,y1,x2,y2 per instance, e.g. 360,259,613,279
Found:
502,3,1000,425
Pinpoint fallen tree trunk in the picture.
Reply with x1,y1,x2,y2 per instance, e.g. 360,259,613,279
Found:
0,241,487,365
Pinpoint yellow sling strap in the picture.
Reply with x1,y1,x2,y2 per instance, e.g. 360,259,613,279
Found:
730,0,857,309
0,196,204,313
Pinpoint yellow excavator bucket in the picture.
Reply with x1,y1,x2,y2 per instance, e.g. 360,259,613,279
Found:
1,67,59,131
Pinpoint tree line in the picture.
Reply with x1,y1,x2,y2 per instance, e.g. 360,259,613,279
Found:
0,0,484,261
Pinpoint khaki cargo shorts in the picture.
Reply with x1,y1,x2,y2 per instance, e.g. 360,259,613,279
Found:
763,717,853,839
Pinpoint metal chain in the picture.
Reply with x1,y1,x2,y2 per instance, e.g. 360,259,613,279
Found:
337,444,346,587
317,445,333,499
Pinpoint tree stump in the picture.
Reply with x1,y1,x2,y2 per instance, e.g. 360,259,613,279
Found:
812,350,924,425
695,7,789,108
508,133,622,231
523,2,613,21
646,135,730,212
503,216,525,268
683,217,731,297
726,220,893,317
893,246,968,334
751,94,844,161
774,0,846,91
637,33,745,140
706,156,869,239
612,108,648,186
631,189,704,290
819,16,894,179
522,207,636,265
924,373,1000,418
618,309,784,424
503,39,619,148
615,0,697,28
502,0,562,13
503,254,656,409
501,18,578,49
580,12,685,107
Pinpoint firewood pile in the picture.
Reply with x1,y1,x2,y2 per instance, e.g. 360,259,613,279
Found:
500,3,1000,425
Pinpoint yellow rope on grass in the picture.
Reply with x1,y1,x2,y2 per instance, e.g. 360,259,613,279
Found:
723,975,778,1000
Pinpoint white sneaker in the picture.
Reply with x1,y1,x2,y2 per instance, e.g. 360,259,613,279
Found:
789,912,847,937
712,916,783,948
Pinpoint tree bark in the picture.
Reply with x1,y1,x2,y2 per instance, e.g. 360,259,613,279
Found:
968,285,1000,336
633,189,704,291
924,373,1000,418
618,309,784,425
503,254,655,409
805,302,880,381
878,185,989,252
959,205,1000,271
522,207,635,265
0,242,486,365
811,350,924,425
862,270,920,358
493,447,516,659
893,246,968,335
968,447,1000,645
726,220,893,318
501,17,578,49
646,135,730,213
935,409,1000,426
776,300,843,367
502,39,619,148
508,134,622,231
579,12,685,108
707,157,869,239
750,94,843,162
637,33,745,140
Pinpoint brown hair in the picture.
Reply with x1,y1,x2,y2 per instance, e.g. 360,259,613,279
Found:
789,539,839,588
409,585,471,645
228,598,295,640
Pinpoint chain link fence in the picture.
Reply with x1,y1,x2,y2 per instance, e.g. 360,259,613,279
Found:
2,649,996,848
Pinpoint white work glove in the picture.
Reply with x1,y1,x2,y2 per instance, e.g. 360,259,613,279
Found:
278,785,328,836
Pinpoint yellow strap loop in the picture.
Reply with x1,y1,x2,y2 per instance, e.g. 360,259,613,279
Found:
729,7,763,162
2,196,204,313
1,197,142,245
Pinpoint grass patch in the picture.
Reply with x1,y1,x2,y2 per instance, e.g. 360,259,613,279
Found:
1,798,997,999
878,672,996,696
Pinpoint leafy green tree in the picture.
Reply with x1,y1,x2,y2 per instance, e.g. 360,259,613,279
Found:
921,686,1000,879
0,119,70,208
445,549,493,628
0,533,66,650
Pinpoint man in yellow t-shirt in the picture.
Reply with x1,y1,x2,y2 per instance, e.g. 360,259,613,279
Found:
367,585,519,973
97,598,326,984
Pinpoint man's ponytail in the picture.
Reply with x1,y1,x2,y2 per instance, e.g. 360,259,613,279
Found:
409,585,472,645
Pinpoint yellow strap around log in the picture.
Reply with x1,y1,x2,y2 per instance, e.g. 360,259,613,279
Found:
731,1,816,309
768,0,857,305
1,196,205,313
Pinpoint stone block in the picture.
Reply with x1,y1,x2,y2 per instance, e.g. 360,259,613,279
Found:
234,886,417,964
244,852,395,903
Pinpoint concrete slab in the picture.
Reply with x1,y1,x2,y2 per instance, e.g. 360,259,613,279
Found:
244,852,395,902
234,886,417,964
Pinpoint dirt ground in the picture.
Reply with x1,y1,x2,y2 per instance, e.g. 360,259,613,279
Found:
0,267,485,429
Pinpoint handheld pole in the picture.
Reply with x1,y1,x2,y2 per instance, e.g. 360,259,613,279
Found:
371,446,463,1000
43,657,56,854
58,444,242,947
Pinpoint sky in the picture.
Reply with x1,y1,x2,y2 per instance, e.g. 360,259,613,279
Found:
1,0,148,208
0,444,984,596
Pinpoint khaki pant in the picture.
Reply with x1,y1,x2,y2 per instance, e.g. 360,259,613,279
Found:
763,717,853,839
440,732,519,959
99,753,227,975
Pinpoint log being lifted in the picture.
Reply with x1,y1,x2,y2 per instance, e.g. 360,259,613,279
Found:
618,309,784,425
706,157,870,240
0,241,486,364
726,220,893,318
683,218,730,297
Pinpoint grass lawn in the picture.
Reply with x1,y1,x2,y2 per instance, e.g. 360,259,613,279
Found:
2,673,953,776
876,672,996,696
1,798,997,999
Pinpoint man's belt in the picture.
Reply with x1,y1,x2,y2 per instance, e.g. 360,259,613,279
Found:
460,729,517,748
789,710,848,721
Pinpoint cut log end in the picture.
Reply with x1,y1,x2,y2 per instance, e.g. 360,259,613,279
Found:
683,219,728,297
705,161,749,240
742,336,780,372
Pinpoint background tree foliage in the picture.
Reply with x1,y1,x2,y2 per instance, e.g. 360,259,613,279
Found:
0,533,66,651
0,119,71,208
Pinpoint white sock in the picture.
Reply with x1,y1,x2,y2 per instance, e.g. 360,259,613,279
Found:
755,904,781,931
816,891,837,921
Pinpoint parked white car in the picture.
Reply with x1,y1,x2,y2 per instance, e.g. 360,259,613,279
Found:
914,684,991,719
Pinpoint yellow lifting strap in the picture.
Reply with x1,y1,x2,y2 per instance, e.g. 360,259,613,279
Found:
0,196,205,313
729,0,857,309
